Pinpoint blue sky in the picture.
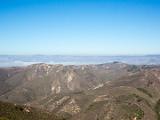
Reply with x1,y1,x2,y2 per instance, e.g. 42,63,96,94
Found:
0,0,160,55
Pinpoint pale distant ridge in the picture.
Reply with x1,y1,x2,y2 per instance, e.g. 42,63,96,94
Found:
0,55,160,67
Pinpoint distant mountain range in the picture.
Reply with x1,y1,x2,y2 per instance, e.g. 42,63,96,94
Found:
0,55,160,67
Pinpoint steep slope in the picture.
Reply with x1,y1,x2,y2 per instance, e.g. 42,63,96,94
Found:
0,67,25,95
0,63,128,104
1,63,160,120
27,64,160,120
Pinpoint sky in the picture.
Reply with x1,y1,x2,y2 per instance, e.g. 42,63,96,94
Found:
0,0,160,55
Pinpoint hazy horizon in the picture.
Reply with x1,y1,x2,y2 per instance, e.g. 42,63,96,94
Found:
0,55,160,67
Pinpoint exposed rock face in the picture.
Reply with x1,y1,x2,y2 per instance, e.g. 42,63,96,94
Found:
0,62,128,104
0,63,160,120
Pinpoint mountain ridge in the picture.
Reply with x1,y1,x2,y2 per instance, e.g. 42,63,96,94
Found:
0,62,160,120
